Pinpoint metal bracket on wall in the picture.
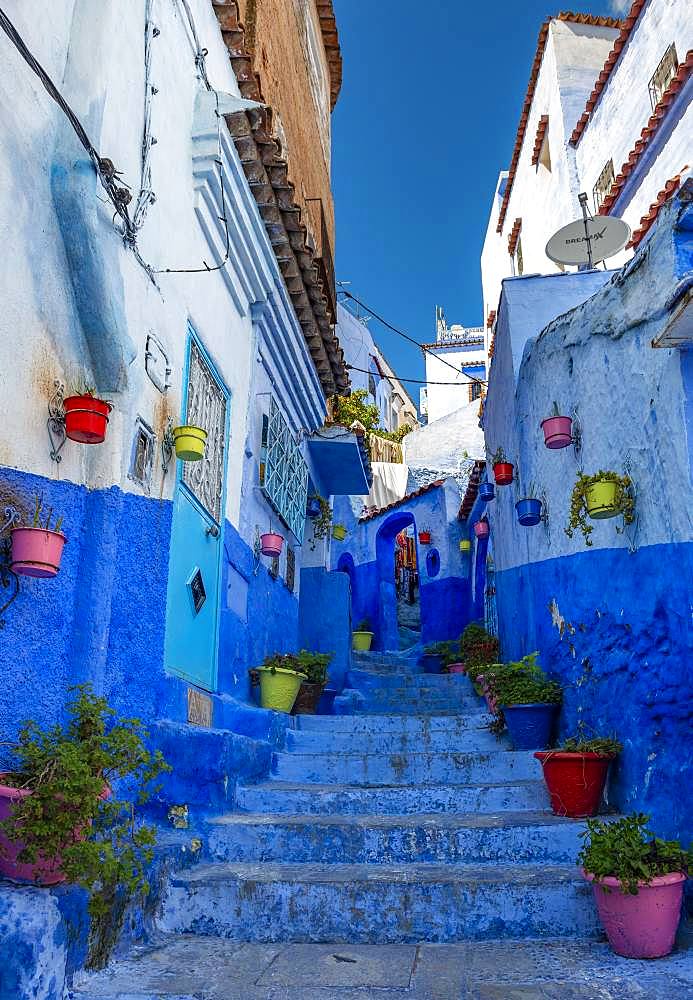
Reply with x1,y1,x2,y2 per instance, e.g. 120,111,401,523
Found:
161,418,175,476
252,527,262,575
47,380,67,464
571,406,583,459
619,456,639,554
0,505,21,627
540,490,551,547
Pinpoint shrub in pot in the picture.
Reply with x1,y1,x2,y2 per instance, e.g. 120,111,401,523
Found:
486,652,561,749
257,654,307,712
535,734,622,817
565,470,635,546
0,685,169,966
579,814,691,959
457,623,500,689
490,447,513,486
422,639,461,675
352,617,374,651
291,650,333,714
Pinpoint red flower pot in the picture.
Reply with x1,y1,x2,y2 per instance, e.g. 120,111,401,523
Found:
64,394,112,444
474,521,489,539
418,531,431,545
541,415,573,449
534,751,615,817
493,461,514,485
260,532,283,557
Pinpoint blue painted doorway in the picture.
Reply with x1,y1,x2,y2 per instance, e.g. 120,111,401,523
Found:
164,330,229,691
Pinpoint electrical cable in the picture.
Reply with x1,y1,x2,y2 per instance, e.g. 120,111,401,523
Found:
339,288,487,386
345,363,486,387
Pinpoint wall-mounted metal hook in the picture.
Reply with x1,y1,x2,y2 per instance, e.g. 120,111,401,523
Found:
619,455,639,554
540,490,551,547
47,380,67,464
571,406,583,459
161,417,175,475
0,505,22,627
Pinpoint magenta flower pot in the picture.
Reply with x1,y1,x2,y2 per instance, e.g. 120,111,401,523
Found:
541,415,573,449
260,532,283,557
11,527,66,578
474,521,489,539
583,871,686,958
448,663,466,674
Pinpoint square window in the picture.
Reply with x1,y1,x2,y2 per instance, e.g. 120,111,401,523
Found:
649,44,678,110
593,159,615,212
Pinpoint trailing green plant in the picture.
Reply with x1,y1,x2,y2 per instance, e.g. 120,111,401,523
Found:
331,390,380,436
559,735,623,756
30,495,64,533
565,470,635,546
490,446,507,465
308,494,332,550
579,814,692,895
458,622,500,683
355,618,373,633
0,685,169,940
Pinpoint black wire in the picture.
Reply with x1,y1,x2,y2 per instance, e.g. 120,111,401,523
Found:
339,289,487,386
346,363,487,387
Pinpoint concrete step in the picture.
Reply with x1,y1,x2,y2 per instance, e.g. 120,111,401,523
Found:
349,688,480,709
235,779,549,815
159,861,600,943
296,712,492,734
270,749,538,786
286,726,506,754
348,669,476,691
206,810,584,865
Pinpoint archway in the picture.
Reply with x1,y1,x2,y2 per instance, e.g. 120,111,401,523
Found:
375,511,421,651
336,552,356,624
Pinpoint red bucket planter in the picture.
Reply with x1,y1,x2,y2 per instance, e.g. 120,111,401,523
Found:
534,751,615,817
541,415,573,449
493,461,514,485
260,532,283,557
64,394,112,444
418,531,431,545
11,527,66,578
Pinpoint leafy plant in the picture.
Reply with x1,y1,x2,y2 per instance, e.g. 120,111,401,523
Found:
565,471,635,546
0,686,169,932
261,650,332,686
30,495,64,533
518,481,538,500
458,623,500,683
550,401,562,417
579,814,692,895
371,423,413,445
425,640,460,670
482,653,561,737
308,494,332,550
490,447,507,465
355,618,372,633
331,390,380,436
560,735,623,756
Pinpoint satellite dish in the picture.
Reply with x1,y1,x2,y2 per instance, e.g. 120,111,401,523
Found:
546,195,631,267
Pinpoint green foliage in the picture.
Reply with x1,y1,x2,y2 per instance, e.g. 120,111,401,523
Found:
579,814,692,895
0,685,170,930
371,424,413,445
30,495,64,533
262,650,332,685
565,470,635,546
560,735,623,756
355,618,372,633
424,640,460,670
490,652,562,707
332,390,380,436
490,447,506,465
458,623,500,683
308,494,332,549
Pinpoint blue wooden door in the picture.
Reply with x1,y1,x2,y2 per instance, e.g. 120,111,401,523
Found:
164,332,229,690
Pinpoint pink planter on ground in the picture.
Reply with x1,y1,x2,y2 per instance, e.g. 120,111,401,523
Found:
11,527,66,578
260,532,284,557
584,870,686,958
541,415,573,449
448,663,466,674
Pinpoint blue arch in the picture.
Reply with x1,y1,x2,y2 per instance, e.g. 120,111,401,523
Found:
375,510,416,651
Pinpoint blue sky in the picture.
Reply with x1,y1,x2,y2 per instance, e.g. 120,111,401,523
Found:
331,0,622,397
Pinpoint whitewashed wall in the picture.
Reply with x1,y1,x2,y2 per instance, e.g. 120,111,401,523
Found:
424,345,486,424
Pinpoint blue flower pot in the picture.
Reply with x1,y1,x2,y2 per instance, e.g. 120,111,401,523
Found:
479,482,495,502
421,653,444,674
515,498,542,526
307,497,322,518
502,703,557,750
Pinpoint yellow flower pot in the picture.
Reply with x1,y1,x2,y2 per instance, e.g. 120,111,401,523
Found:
459,540,471,552
585,480,620,520
332,524,347,541
173,425,207,462
352,630,374,651
258,666,307,713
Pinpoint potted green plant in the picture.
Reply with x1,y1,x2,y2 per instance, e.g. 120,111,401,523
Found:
291,650,333,714
535,733,623,817
0,685,169,958
565,470,635,546
308,495,333,550
457,623,500,687
490,446,513,486
579,814,691,959
541,401,573,449
257,654,307,712
352,617,374,651
485,652,562,749
64,383,112,444
11,496,66,578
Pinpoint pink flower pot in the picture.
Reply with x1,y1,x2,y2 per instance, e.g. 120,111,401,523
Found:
474,521,489,539
583,870,686,958
541,415,573,449
11,527,66,578
260,532,283,557
448,663,466,674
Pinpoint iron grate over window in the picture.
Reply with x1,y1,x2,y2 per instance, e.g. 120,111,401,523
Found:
649,44,678,110
260,398,309,543
285,546,296,592
129,417,155,492
593,158,615,213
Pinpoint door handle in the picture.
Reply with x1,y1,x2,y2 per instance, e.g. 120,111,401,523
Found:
206,524,220,538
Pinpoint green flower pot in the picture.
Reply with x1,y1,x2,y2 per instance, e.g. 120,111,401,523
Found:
258,666,307,713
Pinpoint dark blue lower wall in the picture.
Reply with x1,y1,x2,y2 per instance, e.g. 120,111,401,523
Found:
495,540,693,840
420,576,473,644
299,567,351,691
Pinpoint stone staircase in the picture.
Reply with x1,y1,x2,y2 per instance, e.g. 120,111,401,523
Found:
72,651,693,998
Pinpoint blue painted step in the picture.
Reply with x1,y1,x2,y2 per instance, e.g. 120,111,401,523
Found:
271,749,539,785
206,811,585,865
286,725,506,753
235,779,549,815
347,669,478,691
295,712,493,734
344,689,481,710
159,861,601,943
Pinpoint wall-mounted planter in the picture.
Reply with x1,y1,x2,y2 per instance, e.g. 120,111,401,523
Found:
10,527,66,578
541,415,573,449
534,751,615,817
260,532,284,557
515,498,542,527
352,630,374,651
257,666,305,713
493,462,514,486
173,425,207,461
306,497,322,518
332,524,347,541
473,521,489,539
478,482,495,502
585,480,620,520
64,394,112,444
584,870,686,959
459,539,471,552
418,531,431,545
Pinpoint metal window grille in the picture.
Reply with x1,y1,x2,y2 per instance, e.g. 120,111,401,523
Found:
285,546,296,592
129,417,155,492
183,340,227,524
484,556,498,638
261,398,309,543
649,44,678,109
468,382,482,402
593,159,615,212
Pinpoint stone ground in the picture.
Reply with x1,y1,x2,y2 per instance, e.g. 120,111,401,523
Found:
71,932,693,999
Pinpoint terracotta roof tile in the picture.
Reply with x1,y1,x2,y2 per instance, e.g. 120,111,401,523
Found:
486,310,496,329
457,461,487,520
531,114,550,166
597,52,692,216
359,479,446,523
496,12,621,234
569,0,647,145
508,217,523,256
315,1,343,110
626,168,689,250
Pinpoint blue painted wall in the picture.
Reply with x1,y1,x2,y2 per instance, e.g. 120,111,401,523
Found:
298,567,351,691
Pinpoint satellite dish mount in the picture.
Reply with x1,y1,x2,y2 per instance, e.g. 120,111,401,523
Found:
578,192,594,270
